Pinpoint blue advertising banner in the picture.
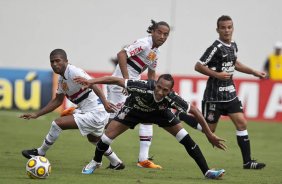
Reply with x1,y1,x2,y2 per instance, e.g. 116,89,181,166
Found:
0,68,53,110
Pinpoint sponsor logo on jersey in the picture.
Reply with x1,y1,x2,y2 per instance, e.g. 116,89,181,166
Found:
129,46,143,56
209,103,216,111
205,47,217,64
219,85,235,92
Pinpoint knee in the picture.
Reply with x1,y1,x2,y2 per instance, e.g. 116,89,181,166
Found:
54,119,65,130
87,134,100,143
236,120,247,130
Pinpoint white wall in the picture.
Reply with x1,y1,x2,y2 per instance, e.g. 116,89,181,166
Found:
1,0,281,77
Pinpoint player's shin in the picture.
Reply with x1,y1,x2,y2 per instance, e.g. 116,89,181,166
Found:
176,128,209,175
104,146,122,166
138,124,153,161
38,121,62,155
236,130,251,164
94,134,112,163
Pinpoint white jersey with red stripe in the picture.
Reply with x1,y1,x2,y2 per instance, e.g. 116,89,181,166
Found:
108,35,160,118
112,35,160,79
57,64,105,113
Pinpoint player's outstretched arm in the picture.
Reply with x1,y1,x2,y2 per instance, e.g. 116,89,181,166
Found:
235,60,267,79
19,93,65,120
188,105,227,150
74,76,126,88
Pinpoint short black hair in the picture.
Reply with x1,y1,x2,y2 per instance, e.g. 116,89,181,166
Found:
157,74,174,89
50,49,67,60
217,15,232,28
147,20,170,33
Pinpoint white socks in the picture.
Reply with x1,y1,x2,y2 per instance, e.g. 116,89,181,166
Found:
91,134,122,166
139,124,153,162
104,147,122,166
37,121,62,155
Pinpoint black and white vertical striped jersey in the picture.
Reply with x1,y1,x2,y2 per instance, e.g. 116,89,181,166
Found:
199,39,238,102
124,79,191,113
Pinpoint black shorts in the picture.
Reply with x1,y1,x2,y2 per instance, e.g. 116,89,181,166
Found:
202,97,243,124
113,106,181,129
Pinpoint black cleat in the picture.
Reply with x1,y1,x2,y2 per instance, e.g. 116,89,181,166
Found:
22,148,44,159
106,162,125,170
243,160,266,169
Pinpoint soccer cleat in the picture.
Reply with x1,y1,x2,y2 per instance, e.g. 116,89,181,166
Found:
106,162,125,170
137,160,162,169
22,148,44,159
205,169,225,179
82,160,98,174
243,160,266,169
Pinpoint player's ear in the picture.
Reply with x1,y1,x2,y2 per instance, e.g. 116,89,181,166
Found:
216,28,219,33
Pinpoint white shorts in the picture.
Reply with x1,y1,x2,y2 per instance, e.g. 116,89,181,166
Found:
107,84,127,119
73,110,109,137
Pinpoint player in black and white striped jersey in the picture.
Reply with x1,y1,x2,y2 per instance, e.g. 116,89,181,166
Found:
179,15,266,170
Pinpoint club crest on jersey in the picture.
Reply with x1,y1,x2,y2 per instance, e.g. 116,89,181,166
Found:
158,104,166,110
61,82,69,91
146,51,157,62
207,112,215,121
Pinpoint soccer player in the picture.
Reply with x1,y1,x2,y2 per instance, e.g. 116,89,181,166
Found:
179,15,266,169
20,49,124,170
74,74,226,179
107,20,170,168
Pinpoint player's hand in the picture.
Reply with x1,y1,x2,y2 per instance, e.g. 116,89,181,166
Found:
19,113,38,120
216,72,232,81
253,71,267,79
103,101,119,113
122,88,128,96
206,133,227,151
73,76,91,87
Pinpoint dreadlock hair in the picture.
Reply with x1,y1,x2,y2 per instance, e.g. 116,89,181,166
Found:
157,74,174,89
50,49,68,60
217,15,233,28
147,20,170,34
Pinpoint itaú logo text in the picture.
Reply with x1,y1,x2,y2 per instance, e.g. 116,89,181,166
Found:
0,72,41,110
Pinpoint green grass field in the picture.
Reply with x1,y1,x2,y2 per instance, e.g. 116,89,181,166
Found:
0,110,281,184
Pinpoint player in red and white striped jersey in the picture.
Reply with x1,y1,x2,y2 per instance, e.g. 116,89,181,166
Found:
108,20,170,168
20,49,124,170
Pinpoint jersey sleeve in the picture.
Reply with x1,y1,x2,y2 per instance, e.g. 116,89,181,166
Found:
124,40,148,58
166,92,191,113
147,49,159,71
199,45,218,65
126,79,154,94
148,57,158,71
